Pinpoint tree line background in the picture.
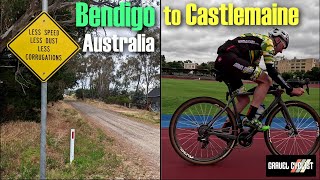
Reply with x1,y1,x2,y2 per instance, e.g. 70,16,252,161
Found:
0,0,160,122
161,55,320,81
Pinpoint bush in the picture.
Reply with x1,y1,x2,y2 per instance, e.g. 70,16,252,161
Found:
104,95,131,105
75,89,84,100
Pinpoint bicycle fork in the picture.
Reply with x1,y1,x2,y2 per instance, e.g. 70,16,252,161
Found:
279,101,299,135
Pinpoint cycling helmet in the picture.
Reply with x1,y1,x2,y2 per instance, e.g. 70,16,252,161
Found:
268,28,289,49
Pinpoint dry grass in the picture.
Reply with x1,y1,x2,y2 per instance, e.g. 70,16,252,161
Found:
0,101,144,179
84,99,160,125
1,121,40,178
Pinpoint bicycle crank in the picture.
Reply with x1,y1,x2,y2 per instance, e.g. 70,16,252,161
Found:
237,131,253,147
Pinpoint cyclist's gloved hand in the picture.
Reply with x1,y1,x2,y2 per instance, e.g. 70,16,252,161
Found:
289,87,305,96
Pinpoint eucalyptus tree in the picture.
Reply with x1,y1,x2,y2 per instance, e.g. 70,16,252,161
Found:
0,0,90,121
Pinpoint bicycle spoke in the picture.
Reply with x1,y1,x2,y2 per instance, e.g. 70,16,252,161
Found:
206,107,219,125
298,119,316,131
194,141,202,158
296,112,309,129
289,137,296,155
186,140,199,154
266,103,319,155
176,128,197,134
204,104,211,124
297,135,315,144
298,136,311,153
296,138,307,154
277,137,290,154
185,109,201,127
170,98,236,164
194,105,204,124
177,131,197,141
208,140,219,154
179,116,199,127
273,136,290,144
199,104,205,124
210,138,224,151
298,133,317,139
270,131,288,139
180,133,197,146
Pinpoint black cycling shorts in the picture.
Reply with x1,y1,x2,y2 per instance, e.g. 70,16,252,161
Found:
214,52,262,92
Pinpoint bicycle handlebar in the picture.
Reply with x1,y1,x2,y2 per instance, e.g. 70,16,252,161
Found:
286,78,310,95
238,78,310,96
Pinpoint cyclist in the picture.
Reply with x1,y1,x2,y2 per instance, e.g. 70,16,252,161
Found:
214,28,305,131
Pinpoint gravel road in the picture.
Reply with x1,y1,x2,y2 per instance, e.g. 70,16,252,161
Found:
70,102,160,178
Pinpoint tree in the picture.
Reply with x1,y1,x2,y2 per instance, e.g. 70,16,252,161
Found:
116,56,142,93
197,62,209,70
0,0,89,122
293,71,305,79
304,67,320,81
281,72,294,81
138,27,160,106
207,61,215,70
167,61,184,69
161,55,167,68
0,0,84,53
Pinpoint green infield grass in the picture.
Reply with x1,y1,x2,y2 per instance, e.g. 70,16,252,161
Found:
161,78,320,115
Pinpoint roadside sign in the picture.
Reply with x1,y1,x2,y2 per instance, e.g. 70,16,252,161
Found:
7,12,80,82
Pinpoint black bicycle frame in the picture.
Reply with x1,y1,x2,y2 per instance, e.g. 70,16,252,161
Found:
207,85,299,138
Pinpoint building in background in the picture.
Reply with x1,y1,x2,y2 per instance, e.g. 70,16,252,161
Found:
147,87,160,112
275,57,320,73
184,63,197,69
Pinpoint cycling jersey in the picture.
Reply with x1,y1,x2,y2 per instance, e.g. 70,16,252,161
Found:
217,33,274,65
216,33,293,94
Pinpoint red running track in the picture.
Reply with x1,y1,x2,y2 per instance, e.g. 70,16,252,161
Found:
161,128,319,180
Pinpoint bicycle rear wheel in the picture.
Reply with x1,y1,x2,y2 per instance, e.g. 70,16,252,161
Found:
169,97,238,164
264,101,320,155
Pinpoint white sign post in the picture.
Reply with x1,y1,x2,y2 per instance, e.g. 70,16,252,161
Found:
70,129,75,164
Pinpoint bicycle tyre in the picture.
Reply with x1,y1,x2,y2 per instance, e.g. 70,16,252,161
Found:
264,101,320,155
169,97,238,164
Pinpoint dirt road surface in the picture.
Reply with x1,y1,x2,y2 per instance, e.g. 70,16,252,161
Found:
70,101,160,179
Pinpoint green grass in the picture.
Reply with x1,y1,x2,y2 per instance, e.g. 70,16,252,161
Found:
161,78,320,115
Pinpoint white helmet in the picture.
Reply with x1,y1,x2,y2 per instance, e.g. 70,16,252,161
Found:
268,28,289,48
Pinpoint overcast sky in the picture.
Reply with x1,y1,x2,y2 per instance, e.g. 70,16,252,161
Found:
161,0,320,63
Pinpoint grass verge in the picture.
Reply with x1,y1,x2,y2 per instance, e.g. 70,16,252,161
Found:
83,99,160,125
162,78,320,115
0,101,135,179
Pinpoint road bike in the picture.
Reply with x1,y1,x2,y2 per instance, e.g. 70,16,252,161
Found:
169,69,320,164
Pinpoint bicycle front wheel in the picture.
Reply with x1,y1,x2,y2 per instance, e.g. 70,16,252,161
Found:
264,101,320,155
169,97,237,164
